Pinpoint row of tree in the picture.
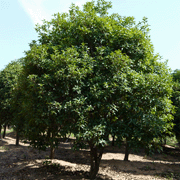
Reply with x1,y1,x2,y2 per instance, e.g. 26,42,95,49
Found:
0,0,179,179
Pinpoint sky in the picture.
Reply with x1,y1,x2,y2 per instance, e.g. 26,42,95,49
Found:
0,0,180,71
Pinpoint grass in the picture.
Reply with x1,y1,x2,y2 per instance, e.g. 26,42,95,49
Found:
0,146,9,150
158,172,180,180
0,127,14,136
166,135,179,148
153,135,179,148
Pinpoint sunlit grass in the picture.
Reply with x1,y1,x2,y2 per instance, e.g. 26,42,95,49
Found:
166,135,179,148
1,127,14,135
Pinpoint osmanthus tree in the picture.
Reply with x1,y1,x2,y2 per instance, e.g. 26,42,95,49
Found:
15,0,174,179
0,60,22,139
171,69,180,144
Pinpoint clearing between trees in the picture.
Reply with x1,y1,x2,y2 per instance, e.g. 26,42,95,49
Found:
0,131,180,180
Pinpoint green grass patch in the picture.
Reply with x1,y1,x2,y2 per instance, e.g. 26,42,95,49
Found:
0,146,9,151
166,136,179,148
1,127,14,135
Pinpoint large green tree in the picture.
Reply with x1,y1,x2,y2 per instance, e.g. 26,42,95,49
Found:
14,0,174,179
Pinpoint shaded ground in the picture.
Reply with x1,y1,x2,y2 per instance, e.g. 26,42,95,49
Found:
0,131,180,180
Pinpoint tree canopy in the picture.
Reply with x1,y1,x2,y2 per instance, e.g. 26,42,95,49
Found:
11,0,174,179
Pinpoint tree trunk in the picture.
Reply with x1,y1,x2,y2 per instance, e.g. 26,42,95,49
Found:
16,129,20,146
3,124,6,138
164,138,166,145
124,139,129,161
89,145,104,180
49,131,55,159
112,134,115,146
50,146,55,159
0,125,2,139
176,134,180,145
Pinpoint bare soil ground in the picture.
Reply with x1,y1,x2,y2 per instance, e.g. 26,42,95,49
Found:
0,131,180,180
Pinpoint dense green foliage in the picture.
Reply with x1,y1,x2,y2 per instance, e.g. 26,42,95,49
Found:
0,60,22,133
3,0,174,179
172,69,180,143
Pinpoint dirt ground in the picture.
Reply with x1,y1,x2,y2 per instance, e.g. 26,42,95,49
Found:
0,131,180,180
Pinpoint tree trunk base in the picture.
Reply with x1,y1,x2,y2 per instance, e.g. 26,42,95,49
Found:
89,146,104,180
124,139,129,161
16,130,19,146
50,147,55,159
3,124,6,138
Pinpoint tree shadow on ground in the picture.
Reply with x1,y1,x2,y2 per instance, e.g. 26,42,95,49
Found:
100,144,180,179
0,162,112,180
104,143,180,163
1,135,180,180
100,159,180,176
0,139,8,147
144,146,180,163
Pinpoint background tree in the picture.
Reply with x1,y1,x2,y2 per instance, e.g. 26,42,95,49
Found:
14,0,174,179
0,60,22,139
172,69,180,144
115,61,174,160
